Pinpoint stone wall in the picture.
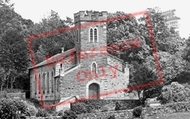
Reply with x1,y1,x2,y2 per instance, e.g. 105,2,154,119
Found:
76,101,190,119
144,101,190,116
71,99,141,113
6,93,26,99
77,110,133,119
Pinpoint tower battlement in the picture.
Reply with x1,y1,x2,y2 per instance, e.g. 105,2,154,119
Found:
74,11,108,23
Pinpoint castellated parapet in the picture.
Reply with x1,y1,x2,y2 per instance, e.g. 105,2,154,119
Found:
74,11,108,23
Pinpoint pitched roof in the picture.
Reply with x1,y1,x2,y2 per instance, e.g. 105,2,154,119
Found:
29,48,76,69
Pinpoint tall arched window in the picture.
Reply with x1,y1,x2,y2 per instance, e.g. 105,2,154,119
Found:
43,73,45,93
34,75,37,94
94,28,98,42
90,28,93,42
52,71,54,93
57,79,59,92
47,72,49,93
39,74,41,94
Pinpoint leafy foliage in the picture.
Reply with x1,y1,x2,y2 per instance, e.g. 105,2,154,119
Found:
106,115,116,119
62,110,77,119
160,82,190,104
71,102,90,114
0,29,29,89
36,108,49,117
29,10,75,63
0,98,38,119
132,106,143,118
0,2,33,90
129,61,158,101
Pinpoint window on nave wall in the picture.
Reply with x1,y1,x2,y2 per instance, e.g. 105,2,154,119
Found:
94,28,98,43
90,28,93,42
35,75,37,94
47,72,49,93
43,73,45,93
52,71,54,93
39,74,41,94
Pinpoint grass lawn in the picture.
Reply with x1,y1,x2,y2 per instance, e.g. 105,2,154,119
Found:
146,112,190,119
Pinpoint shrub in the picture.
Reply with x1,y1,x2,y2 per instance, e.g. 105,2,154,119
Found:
84,99,107,111
57,110,65,116
0,91,7,98
132,106,142,118
101,105,109,112
62,110,77,119
25,103,38,116
167,102,190,112
160,82,190,104
71,102,90,114
106,115,116,119
36,108,49,117
0,98,18,119
13,99,38,117
0,98,38,118
160,86,172,104
14,99,28,114
115,102,121,111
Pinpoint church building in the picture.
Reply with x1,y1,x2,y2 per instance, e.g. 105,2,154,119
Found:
29,11,132,108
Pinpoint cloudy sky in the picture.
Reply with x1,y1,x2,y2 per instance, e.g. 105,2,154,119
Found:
13,0,189,38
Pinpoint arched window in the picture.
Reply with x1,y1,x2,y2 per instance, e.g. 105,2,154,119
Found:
90,28,93,42
89,27,98,43
43,73,45,93
94,28,98,42
34,75,37,94
91,62,97,73
38,74,41,94
52,71,54,93
57,79,59,92
47,72,49,93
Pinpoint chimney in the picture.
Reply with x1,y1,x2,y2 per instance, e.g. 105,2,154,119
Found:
61,47,64,53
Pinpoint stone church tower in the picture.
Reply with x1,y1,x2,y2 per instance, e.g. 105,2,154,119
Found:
74,11,108,65
73,11,108,98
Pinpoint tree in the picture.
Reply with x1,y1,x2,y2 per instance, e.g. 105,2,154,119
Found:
107,11,151,64
107,8,186,101
0,29,29,89
128,61,159,100
137,8,185,83
144,51,186,84
0,67,10,91
29,10,76,63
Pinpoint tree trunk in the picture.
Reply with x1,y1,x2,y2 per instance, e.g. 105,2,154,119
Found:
6,79,9,89
0,83,3,91
10,77,15,89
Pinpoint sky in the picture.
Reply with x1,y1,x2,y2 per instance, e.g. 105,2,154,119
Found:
12,0,190,38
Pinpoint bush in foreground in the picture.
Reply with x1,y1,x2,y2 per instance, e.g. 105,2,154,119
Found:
132,106,142,118
36,108,49,117
106,115,116,119
0,98,18,119
0,98,39,119
71,102,90,114
62,110,77,119
161,82,190,104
